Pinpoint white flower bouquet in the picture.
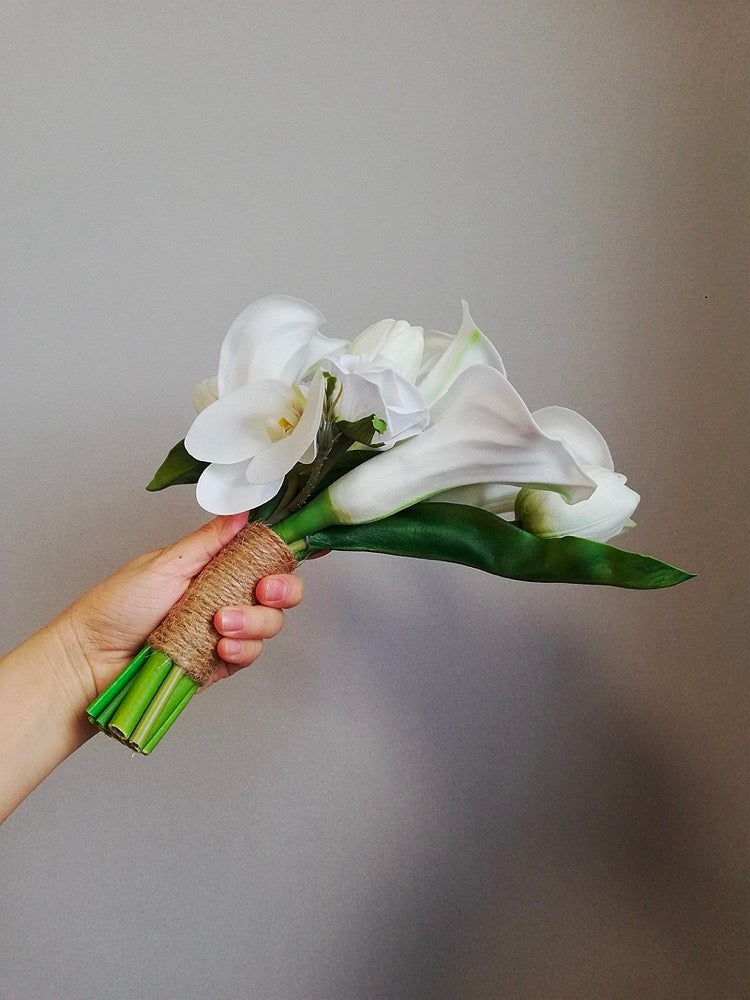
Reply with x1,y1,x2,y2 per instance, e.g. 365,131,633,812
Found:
87,296,691,753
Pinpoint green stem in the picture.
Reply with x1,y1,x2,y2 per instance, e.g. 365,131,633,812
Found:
141,685,199,754
269,434,350,526
91,675,137,728
129,664,187,749
108,650,173,739
86,645,152,719
274,489,339,546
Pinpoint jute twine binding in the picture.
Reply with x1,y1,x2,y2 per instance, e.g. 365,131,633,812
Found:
148,521,298,686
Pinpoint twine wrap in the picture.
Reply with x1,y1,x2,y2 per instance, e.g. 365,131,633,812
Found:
148,521,298,685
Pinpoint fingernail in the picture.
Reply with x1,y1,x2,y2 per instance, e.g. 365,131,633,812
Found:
222,639,242,656
219,609,244,632
263,578,286,602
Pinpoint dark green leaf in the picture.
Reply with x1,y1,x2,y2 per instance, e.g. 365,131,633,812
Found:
335,413,386,447
146,439,208,491
305,502,694,590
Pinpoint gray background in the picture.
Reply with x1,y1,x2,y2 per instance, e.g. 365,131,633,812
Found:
2,3,748,998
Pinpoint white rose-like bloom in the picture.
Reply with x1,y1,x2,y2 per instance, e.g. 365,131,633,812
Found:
323,354,430,447
186,296,346,514
348,318,425,383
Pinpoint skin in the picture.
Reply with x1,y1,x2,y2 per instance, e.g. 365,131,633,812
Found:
0,513,303,822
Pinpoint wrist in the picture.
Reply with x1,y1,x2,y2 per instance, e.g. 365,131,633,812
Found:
0,617,95,821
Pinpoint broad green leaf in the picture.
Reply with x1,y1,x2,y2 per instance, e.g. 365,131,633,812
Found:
146,439,208,491
335,414,386,447
305,502,693,590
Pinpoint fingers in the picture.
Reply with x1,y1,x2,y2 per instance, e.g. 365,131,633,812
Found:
215,605,286,642
213,572,302,672
254,573,304,608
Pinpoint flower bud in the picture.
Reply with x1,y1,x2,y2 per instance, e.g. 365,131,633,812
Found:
515,467,639,543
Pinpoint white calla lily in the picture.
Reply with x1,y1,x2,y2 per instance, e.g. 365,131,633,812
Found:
417,301,505,406
323,354,429,446
427,404,638,542
426,480,519,516
512,405,638,541
532,406,614,471
320,365,596,525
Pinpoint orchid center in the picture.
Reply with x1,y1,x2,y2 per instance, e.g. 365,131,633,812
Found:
265,386,307,443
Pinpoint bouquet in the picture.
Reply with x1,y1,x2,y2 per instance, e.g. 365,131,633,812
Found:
86,296,691,754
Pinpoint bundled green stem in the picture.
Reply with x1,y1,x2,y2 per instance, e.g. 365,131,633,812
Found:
87,648,199,753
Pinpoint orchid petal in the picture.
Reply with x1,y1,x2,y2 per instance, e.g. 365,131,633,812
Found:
218,295,331,394
418,301,506,406
281,329,349,384
196,462,281,515
326,366,596,524
244,370,326,484
185,379,292,464
532,406,614,471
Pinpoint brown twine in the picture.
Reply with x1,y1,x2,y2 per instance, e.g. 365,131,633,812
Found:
148,521,298,685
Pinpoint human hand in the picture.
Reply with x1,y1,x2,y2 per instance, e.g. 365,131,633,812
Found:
0,514,303,820
60,514,303,707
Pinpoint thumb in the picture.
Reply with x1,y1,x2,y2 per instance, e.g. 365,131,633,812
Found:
156,513,249,581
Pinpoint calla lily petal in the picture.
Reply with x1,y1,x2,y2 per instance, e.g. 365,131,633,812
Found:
196,461,281,515
244,371,326,484
418,301,506,406
218,295,334,394
532,406,614,471
325,366,596,524
185,380,292,464
417,329,452,382
427,481,519,515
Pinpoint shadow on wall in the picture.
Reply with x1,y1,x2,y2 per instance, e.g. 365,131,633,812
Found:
301,561,749,1000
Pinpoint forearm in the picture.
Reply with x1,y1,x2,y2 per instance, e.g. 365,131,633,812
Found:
0,619,93,823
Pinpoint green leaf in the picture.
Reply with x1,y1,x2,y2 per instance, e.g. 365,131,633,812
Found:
146,439,208,491
305,502,694,590
335,413,386,447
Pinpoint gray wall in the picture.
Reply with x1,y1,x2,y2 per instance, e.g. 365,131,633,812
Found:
2,3,748,998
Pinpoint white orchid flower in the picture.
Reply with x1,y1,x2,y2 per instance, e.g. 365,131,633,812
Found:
513,406,640,541
186,296,346,515
323,354,429,447
216,295,346,392
417,300,505,406
318,366,596,525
